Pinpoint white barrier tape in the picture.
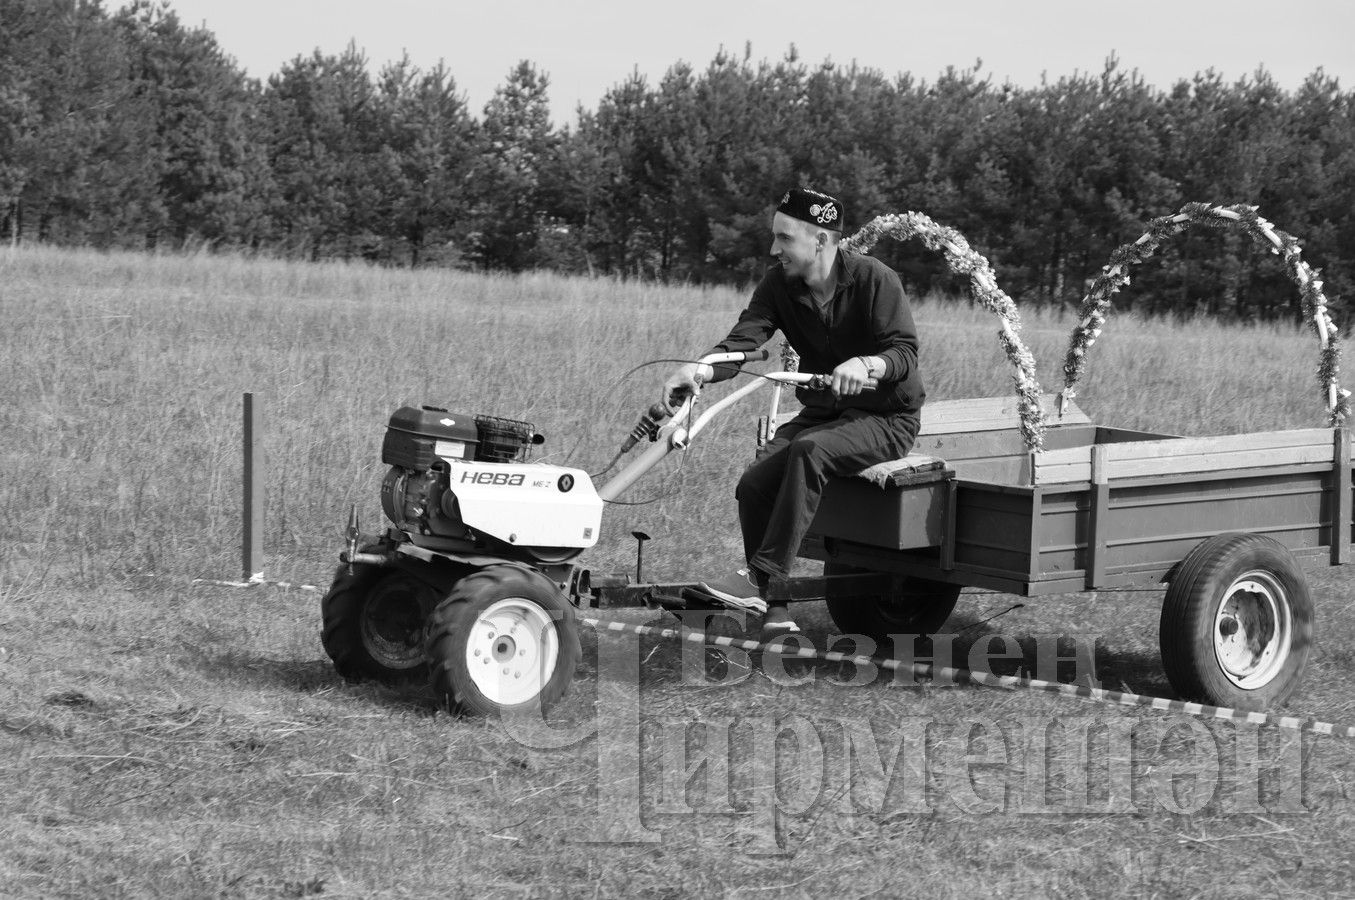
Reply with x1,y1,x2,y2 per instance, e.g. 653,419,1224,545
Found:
581,614,1355,741
192,578,321,592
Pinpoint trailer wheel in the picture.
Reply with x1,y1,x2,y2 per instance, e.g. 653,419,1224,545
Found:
426,565,580,717
321,568,434,684
822,561,960,646
1160,533,1313,711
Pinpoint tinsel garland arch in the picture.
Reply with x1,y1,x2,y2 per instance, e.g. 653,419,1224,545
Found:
1057,202,1350,426
842,212,1047,450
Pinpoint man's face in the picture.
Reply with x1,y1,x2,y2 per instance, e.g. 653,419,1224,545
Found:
770,212,822,279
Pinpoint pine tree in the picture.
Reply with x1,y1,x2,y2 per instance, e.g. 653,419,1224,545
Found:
469,60,558,271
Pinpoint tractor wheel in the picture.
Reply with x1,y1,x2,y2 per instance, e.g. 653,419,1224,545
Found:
1160,532,1313,711
426,565,581,717
321,567,435,685
822,561,960,646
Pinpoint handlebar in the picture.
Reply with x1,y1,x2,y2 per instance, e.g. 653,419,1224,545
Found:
769,371,878,392
599,355,878,502
698,349,770,366
693,351,875,391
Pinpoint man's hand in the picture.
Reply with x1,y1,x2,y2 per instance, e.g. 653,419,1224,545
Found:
662,362,714,413
829,356,872,398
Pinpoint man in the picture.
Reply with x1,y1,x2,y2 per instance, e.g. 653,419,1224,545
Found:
663,187,926,639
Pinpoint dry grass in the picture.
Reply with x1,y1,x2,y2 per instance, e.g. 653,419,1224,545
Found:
2,243,1354,898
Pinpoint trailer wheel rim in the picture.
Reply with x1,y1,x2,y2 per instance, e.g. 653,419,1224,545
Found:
465,597,560,706
1212,570,1292,690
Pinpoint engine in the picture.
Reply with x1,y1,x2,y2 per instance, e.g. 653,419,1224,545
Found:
378,406,603,562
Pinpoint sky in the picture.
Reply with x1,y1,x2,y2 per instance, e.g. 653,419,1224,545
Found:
154,0,1355,127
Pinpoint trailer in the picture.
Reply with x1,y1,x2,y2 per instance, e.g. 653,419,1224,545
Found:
795,392,1344,711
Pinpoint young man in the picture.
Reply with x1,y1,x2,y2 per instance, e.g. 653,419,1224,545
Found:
663,188,926,639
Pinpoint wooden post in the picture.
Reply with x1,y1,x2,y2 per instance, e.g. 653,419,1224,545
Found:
1333,427,1351,565
1085,444,1110,589
940,479,957,572
1027,487,1043,585
243,392,264,582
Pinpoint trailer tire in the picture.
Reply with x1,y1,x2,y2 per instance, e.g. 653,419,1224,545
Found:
822,561,960,647
427,565,580,717
1160,533,1313,711
321,567,435,684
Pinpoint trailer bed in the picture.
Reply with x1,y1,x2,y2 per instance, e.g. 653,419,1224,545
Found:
804,395,1353,596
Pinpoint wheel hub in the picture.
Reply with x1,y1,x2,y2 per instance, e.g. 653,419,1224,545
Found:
1213,572,1291,691
466,597,560,706
491,634,517,663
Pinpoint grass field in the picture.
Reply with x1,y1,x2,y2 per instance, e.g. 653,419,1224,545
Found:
2,244,1355,898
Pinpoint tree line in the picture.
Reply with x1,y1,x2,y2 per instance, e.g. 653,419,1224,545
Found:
3,0,1353,319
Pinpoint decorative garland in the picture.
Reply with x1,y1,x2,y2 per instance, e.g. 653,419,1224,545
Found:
1057,202,1349,425
843,212,1047,450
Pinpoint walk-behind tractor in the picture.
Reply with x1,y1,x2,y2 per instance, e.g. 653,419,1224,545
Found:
321,341,1340,719
324,350,803,716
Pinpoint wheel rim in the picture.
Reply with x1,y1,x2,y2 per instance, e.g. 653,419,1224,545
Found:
1212,570,1292,690
465,597,560,706
360,580,426,671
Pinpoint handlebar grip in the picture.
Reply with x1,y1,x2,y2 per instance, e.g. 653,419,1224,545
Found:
802,374,879,391
746,348,771,362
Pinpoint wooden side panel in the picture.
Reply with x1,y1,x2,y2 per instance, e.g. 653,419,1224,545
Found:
946,456,1030,486
1033,428,1336,485
811,477,951,551
950,483,1036,576
1029,487,1088,582
908,395,1103,488
919,393,1089,436
1105,428,1333,461
1097,469,1330,577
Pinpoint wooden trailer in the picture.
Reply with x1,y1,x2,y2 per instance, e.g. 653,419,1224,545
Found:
802,394,1347,710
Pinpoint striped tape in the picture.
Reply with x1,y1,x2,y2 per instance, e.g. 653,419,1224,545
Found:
581,615,1355,740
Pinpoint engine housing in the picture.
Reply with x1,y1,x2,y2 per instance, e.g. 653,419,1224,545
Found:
378,406,603,562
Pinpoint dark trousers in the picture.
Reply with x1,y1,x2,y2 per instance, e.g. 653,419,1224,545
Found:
736,407,920,583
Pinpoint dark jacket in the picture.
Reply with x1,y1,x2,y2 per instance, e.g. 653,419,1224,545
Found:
705,250,925,416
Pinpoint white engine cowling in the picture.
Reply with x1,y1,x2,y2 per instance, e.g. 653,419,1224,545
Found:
441,459,603,550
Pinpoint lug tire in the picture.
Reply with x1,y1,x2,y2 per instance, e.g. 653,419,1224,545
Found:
321,567,435,684
1160,532,1313,711
426,565,581,717
822,561,960,646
